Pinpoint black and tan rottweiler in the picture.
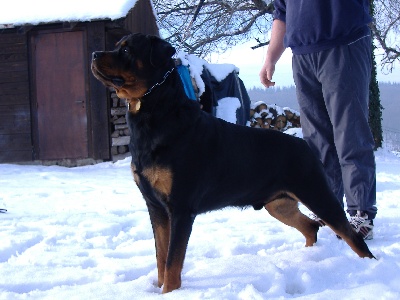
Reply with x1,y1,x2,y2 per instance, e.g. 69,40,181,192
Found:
91,33,374,294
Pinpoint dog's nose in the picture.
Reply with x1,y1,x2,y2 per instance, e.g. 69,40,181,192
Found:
92,51,103,60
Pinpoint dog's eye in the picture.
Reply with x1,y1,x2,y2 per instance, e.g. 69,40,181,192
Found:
122,47,130,54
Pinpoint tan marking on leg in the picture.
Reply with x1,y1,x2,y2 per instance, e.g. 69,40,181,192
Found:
265,194,319,247
162,264,183,293
142,166,173,197
154,223,170,288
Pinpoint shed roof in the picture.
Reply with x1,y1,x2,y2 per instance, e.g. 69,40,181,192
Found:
0,0,139,27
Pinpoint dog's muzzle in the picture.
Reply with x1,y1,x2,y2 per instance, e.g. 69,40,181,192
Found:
91,52,126,88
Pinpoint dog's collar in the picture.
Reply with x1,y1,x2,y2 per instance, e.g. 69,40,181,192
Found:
127,67,175,113
143,67,175,97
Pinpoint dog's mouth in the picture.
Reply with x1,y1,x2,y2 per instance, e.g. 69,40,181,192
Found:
110,77,125,87
92,64,126,88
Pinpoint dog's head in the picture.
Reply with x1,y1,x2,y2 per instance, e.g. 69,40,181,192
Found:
91,33,176,99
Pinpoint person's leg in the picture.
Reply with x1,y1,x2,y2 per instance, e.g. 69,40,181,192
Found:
292,54,344,207
317,36,377,220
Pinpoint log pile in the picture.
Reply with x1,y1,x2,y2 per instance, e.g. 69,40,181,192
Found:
110,91,130,156
249,101,301,131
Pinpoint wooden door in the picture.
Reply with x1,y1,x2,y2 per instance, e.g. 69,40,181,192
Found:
33,31,88,160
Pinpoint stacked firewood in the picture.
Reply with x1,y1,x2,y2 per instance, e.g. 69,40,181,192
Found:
249,101,301,131
110,91,130,156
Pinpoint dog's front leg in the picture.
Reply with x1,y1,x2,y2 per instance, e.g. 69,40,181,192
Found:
162,211,195,294
146,202,171,288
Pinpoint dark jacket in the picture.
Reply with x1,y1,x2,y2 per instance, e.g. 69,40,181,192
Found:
273,0,372,54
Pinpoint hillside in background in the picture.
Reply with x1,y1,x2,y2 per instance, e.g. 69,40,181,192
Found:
247,83,400,131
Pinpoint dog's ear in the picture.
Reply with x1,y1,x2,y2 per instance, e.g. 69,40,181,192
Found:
148,36,176,68
116,35,130,47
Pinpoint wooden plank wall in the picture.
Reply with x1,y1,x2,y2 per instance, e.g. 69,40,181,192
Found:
87,22,111,160
0,31,32,162
124,0,160,36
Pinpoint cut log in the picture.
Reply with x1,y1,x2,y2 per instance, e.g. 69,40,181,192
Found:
115,124,128,130
255,117,263,127
262,117,272,129
119,99,127,107
274,115,287,131
111,131,119,138
284,110,294,119
111,107,127,116
290,116,301,128
111,146,118,156
113,116,126,124
118,145,128,154
112,136,130,146
256,103,268,112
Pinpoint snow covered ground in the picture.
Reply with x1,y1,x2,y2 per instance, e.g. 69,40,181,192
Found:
1,148,400,299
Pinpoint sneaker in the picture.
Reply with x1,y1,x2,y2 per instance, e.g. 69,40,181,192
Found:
309,213,326,227
349,211,374,240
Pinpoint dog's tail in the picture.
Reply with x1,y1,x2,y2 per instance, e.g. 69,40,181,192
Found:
295,162,375,259
317,202,375,259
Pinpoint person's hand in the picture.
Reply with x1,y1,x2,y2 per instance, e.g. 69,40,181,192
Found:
259,62,276,88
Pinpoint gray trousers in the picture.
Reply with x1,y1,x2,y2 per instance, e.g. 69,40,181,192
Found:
292,35,377,219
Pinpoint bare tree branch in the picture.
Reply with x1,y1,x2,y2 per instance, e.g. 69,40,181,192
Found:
372,0,400,72
153,0,275,57
153,0,399,72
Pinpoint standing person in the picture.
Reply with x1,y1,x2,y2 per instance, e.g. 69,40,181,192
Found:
259,0,377,239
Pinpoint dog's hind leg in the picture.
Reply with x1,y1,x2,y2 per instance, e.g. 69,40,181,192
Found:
162,211,195,293
265,197,320,247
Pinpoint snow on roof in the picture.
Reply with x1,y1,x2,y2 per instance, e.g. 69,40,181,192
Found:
176,50,239,96
0,0,138,27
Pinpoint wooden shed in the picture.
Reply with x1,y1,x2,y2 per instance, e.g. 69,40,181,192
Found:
0,0,159,164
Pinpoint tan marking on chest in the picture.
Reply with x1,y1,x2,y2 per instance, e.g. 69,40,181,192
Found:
142,166,173,197
125,98,141,113
131,164,140,186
